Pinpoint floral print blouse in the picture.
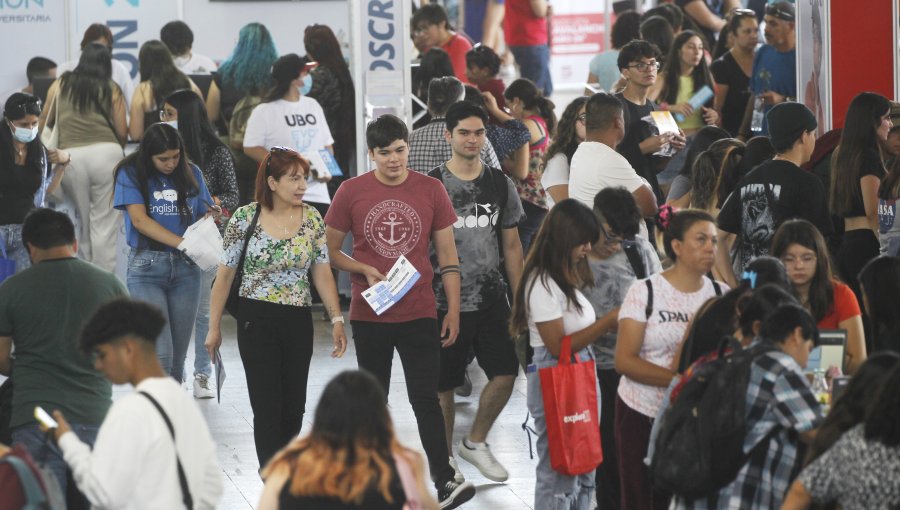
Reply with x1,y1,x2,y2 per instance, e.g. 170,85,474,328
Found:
222,202,329,306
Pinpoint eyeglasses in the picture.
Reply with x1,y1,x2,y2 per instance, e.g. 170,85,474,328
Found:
598,221,635,248
413,24,432,35
781,254,817,267
626,61,660,72
159,109,174,121
5,97,42,118
765,4,795,21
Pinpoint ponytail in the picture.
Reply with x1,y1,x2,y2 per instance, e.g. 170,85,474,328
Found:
690,150,719,212
504,77,557,135
537,97,557,137
714,144,745,208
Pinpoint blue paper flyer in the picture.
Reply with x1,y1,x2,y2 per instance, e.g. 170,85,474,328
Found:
361,255,420,315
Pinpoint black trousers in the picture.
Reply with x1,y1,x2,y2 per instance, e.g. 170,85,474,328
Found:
237,300,314,467
351,318,453,486
836,228,880,301
596,368,622,510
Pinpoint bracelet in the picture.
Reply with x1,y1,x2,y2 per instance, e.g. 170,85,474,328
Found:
441,268,461,276
331,316,345,325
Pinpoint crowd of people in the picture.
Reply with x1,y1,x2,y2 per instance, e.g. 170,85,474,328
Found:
1,1,900,509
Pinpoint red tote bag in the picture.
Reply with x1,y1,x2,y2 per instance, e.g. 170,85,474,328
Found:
539,335,603,475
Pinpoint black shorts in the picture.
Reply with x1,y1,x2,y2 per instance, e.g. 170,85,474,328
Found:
437,298,519,392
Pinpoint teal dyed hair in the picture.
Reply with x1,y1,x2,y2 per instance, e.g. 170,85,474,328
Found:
218,23,278,95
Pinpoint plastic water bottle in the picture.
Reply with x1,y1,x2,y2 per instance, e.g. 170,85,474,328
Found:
812,369,830,408
750,96,766,133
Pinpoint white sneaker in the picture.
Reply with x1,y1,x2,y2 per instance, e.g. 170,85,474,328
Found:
193,374,215,399
448,456,465,483
458,439,508,482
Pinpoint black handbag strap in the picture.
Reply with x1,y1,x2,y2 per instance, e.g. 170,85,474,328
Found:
139,391,193,510
234,205,262,284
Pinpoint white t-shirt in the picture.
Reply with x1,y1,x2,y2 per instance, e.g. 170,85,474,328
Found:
58,377,222,509
244,96,335,205
526,272,596,349
617,273,727,417
568,141,649,209
173,52,218,75
541,152,570,208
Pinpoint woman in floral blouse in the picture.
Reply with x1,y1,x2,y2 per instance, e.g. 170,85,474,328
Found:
206,147,346,466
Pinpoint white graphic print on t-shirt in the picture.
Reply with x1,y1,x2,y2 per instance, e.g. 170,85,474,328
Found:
150,189,181,216
453,203,500,229
739,182,781,267
364,200,423,258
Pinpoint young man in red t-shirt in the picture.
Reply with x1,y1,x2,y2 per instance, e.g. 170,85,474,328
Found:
324,115,475,509
413,4,473,84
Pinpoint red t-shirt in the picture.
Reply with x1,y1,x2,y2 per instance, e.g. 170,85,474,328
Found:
325,170,457,323
443,33,473,83
818,281,862,329
503,0,548,47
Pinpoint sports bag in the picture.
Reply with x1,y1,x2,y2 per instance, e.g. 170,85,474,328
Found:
650,338,777,499
539,335,603,476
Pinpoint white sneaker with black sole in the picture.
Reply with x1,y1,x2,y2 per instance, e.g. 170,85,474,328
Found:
448,456,465,483
193,374,215,399
437,479,475,509
458,438,508,482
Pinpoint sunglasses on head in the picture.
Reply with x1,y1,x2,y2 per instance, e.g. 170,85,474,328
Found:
265,146,296,175
5,97,42,118
765,4,794,21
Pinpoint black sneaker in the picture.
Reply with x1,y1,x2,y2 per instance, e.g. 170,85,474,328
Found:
437,479,475,509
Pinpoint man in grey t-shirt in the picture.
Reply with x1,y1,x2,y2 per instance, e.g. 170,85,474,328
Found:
582,186,661,510
429,102,525,484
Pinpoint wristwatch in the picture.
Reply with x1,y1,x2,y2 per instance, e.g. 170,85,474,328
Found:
331,316,345,325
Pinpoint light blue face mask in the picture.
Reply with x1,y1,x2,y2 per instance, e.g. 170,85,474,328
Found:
298,74,313,96
164,120,179,131
11,124,38,144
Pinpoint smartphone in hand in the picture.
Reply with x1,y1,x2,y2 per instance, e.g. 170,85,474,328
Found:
34,406,59,429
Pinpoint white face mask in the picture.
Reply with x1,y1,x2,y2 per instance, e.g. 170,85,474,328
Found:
11,124,38,143
164,120,179,131
173,54,191,69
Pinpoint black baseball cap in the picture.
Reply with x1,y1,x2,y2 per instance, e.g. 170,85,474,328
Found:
765,2,795,22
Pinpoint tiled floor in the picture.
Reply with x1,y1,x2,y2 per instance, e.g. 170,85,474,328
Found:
180,312,540,509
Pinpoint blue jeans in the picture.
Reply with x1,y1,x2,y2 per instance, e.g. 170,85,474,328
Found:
518,201,548,256
0,224,32,275
511,44,553,97
126,249,202,382
193,269,215,377
12,421,99,495
526,345,599,510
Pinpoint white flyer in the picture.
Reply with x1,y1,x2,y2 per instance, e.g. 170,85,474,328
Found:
361,255,421,315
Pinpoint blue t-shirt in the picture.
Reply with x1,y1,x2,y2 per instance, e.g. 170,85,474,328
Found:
750,45,796,135
114,163,213,251
588,50,621,93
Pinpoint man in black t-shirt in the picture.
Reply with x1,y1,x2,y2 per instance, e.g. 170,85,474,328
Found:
716,102,833,284
614,40,686,203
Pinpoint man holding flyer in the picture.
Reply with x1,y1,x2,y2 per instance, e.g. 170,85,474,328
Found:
324,114,475,509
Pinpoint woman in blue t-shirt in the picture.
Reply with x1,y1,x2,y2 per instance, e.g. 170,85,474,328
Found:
113,123,214,383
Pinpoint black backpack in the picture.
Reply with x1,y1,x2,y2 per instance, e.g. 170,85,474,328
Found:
650,338,778,500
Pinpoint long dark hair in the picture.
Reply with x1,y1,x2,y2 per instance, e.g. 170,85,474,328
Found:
865,364,900,446
677,126,730,177
510,199,599,336
640,16,674,64
545,96,589,164
162,89,226,169
113,123,199,223
59,43,114,114
138,40,191,107
304,24,357,171
660,31,715,106
805,352,900,465
690,138,744,211
262,370,424,504
718,136,774,202
504,78,557,136
879,152,900,200
858,256,900,350
831,92,890,215
2,93,46,186
770,219,835,322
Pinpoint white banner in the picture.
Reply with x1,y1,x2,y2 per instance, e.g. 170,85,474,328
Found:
796,0,830,135
0,0,67,96
549,0,608,90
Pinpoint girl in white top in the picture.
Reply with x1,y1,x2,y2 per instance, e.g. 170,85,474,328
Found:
541,97,588,207
243,54,334,212
510,199,618,510
614,208,727,509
